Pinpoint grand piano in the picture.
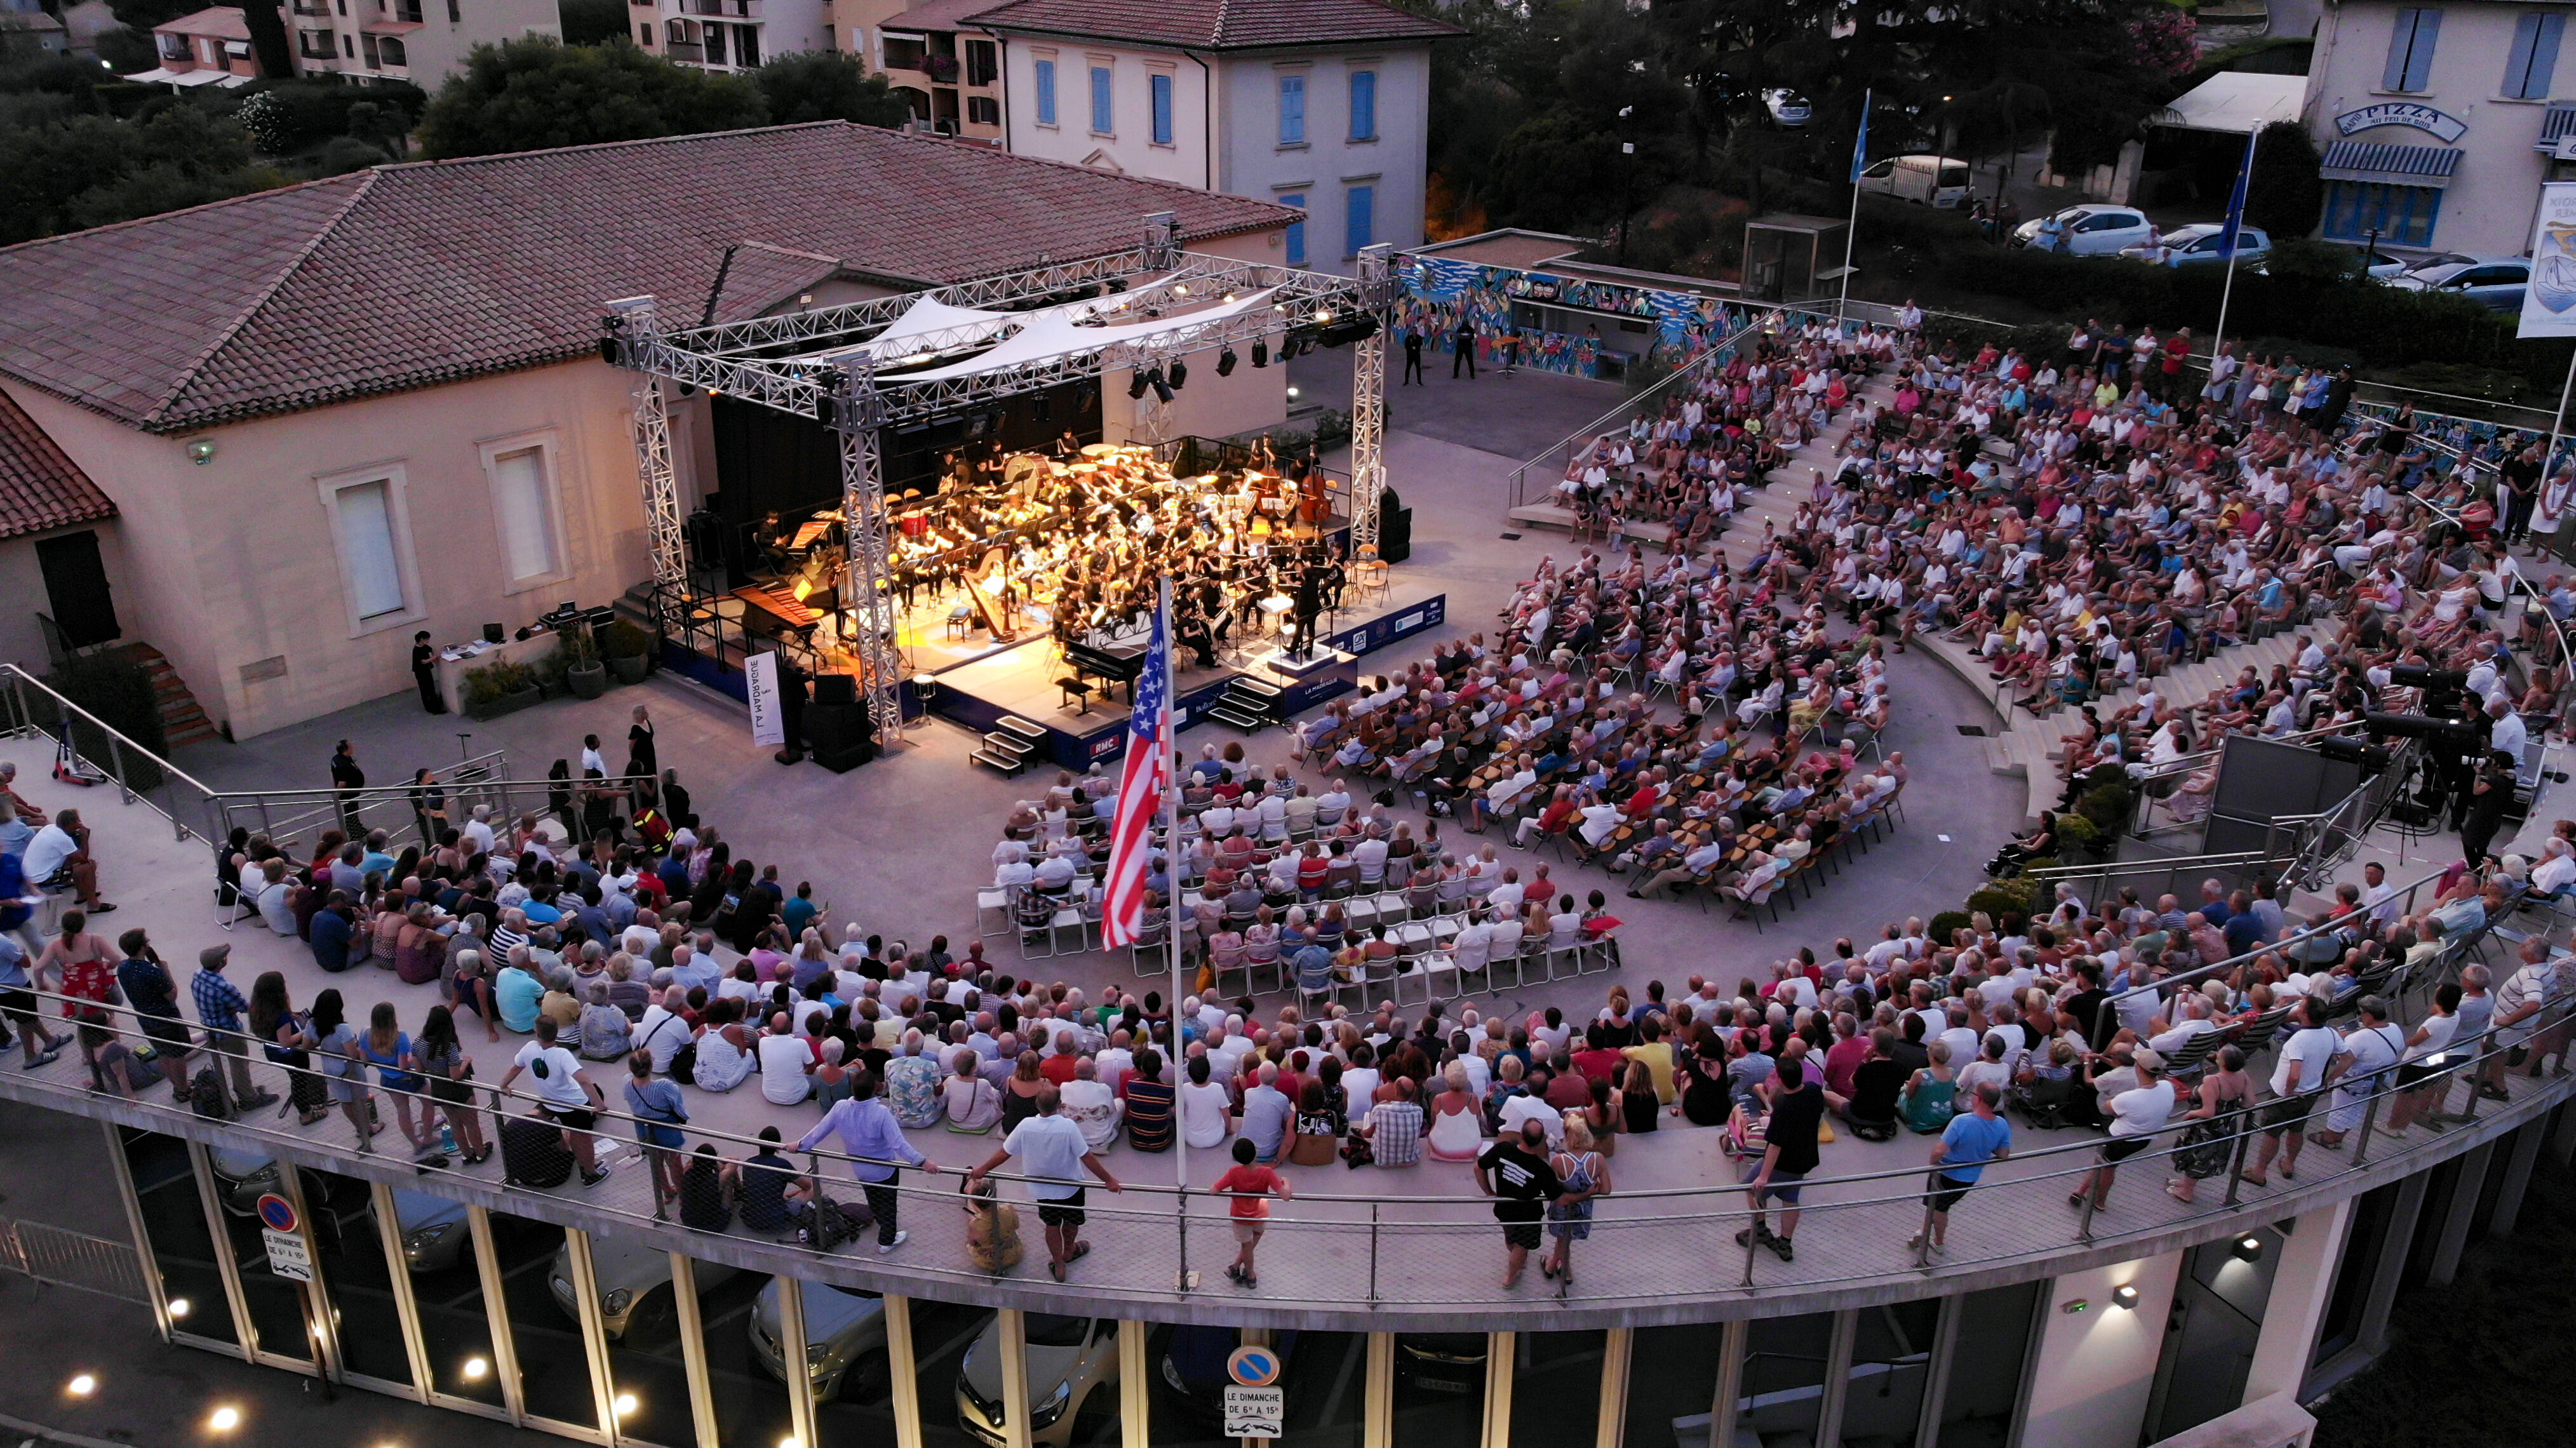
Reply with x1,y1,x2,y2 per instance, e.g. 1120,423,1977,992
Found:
1063,638,1143,705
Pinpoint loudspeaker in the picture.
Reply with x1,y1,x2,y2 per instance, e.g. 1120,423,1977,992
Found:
1379,506,1414,565
482,624,506,644
814,672,858,706
805,702,876,772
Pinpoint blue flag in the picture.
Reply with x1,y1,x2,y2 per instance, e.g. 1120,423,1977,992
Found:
1850,88,1872,183
2217,128,2257,259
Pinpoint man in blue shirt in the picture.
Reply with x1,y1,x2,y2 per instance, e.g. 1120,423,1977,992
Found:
1912,1081,2011,1262
310,892,356,973
798,1072,939,1253
190,942,273,1112
114,928,195,1101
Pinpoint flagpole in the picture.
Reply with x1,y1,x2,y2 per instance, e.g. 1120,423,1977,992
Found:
1159,575,1188,1198
2210,128,2258,372
1839,88,1870,320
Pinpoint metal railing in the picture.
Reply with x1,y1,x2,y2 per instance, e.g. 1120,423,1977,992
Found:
0,662,219,845
1505,307,1783,510
11,862,2561,1320
204,749,518,855
0,1219,151,1304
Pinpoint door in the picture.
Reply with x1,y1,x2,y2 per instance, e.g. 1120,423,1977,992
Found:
36,529,119,650
2144,1229,2285,1440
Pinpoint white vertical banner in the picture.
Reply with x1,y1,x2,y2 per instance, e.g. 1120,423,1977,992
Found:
2521,181,2576,337
746,650,785,746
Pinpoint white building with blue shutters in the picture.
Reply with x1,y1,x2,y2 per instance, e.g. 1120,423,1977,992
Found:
965,0,1456,273
2303,0,2576,256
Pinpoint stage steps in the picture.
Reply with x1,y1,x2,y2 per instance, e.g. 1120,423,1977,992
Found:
972,714,1049,776
1207,674,1282,734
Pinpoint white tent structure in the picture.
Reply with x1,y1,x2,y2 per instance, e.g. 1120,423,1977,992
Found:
2152,72,2306,135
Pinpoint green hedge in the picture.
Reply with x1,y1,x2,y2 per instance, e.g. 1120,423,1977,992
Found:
37,655,167,790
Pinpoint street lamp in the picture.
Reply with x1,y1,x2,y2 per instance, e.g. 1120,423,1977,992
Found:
1618,105,1637,265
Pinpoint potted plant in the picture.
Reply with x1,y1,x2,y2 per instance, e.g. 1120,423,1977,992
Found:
560,626,608,701
602,618,654,686
461,658,542,720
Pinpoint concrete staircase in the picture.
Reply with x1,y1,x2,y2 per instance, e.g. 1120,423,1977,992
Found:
103,641,220,748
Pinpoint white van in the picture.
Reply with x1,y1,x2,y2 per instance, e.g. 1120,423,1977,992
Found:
1854,154,1973,208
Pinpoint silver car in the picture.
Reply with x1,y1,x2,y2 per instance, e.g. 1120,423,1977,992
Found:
391,1190,471,1273
2388,253,2530,312
956,1312,1120,1447
749,1277,887,1400
547,1237,738,1340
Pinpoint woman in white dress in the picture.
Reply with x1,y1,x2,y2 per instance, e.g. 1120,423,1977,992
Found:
690,999,755,1092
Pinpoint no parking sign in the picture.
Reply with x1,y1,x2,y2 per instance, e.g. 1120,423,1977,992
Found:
255,1194,312,1282
1223,1345,1284,1438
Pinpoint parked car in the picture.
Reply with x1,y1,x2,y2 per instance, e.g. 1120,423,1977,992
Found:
957,1312,1120,1447
1394,1332,1491,1393
390,1190,471,1273
1853,154,1973,208
547,1237,738,1341
749,1277,887,1400
2121,223,2272,267
2010,205,2155,256
1763,89,1811,127
2387,253,2530,311
205,1148,370,1247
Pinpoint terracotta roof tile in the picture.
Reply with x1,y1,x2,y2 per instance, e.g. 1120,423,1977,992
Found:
0,122,1296,434
963,0,1459,50
0,387,116,540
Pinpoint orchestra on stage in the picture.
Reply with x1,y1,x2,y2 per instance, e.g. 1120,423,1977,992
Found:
725,435,1352,685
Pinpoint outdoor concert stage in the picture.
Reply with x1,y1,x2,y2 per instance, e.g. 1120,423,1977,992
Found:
927,585,1448,768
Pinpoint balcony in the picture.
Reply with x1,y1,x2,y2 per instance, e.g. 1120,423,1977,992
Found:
662,37,701,60
297,29,336,57
676,0,760,18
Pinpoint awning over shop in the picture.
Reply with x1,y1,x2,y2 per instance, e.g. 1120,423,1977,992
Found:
2319,140,2464,187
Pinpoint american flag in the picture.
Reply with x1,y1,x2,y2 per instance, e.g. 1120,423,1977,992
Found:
1098,585,1173,949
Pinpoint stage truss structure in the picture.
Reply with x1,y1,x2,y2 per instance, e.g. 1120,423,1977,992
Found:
601,215,1397,742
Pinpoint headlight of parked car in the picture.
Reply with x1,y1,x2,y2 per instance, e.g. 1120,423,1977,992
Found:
402,1222,457,1254
1028,1381,1074,1430
807,1342,833,1366
601,1289,632,1318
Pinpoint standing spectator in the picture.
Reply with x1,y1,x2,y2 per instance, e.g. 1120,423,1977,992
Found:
498,1017,612,1185
2068,1049,2176,1213
1540,1116,1610,1286
1475,1119,1563,1289
1402,328,1425,385
2248,998,2335,1185
799,1070,940,1254
965,1087,1124,1282
1910,1082,2011,1262
1739,1055,1822,1261
1212,1136,1292,1288
115,928,193,1101
330,740,366,834
189,943,274,1112
625,1050,689,1219
1451,318,1477,379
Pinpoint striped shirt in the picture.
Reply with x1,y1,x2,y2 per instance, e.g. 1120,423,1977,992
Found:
191,970,250,1035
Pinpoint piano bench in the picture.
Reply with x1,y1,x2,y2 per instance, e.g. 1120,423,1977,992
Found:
947,605,975,640
1056,677,1094,715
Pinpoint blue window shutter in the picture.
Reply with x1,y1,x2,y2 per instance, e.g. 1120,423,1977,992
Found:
1280,75,1305,144
1345,184,1373,258
1151,73,1172,144
1282,192,1305,265
1035,59,1056,124
2402,9,2440,90
1350,70,1376,139
2383,9,2418,91
2527,14,2565,98
1091,66,1111,132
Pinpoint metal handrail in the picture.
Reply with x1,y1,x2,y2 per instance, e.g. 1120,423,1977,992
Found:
1504,306,1783,509
0,663,217,844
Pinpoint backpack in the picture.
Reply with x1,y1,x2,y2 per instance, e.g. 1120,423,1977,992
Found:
800,1193,873,1250
668,1041,698,1087
191,1067,234,1120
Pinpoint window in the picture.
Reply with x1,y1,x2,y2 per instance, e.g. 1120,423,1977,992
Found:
360,30,379,66
1280,191,1306,265
965,37,995,86
1345,182,1373,258
1150,72,1172,144
968,94,998,126
704,20,725,63
341,32,352,54
1089,64,1111,133
1279,73,1305,144
447,0,459,22
1349,68,1376,140
636,22,648,43
882,34,923,69
734,22,756,65
1033,57,1056,123
2506,12,2562,98
2323,179,2443,247
328,478,408,621
2382,7,2441,92
379,34,405,64
485,440,564,587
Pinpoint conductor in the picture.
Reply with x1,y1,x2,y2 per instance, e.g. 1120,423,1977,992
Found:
1287,558,1325,660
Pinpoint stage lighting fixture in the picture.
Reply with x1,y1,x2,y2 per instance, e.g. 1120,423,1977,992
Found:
1149,369,1175,404
1168,360,1188,391
1128,371,1150,399
1217,347,1238,376
1252,341,1270,368
1318,314,1382,347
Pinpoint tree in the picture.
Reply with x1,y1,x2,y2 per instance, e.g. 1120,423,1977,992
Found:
2244,119,2323,241
236,0,291,78
417,35,767,159
752,50,909,126
558,0,629,46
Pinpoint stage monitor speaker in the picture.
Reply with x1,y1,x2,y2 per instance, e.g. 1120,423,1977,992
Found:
806,702,877,772
482,624,506,644
1379,506,1414,564
814,672,858,706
